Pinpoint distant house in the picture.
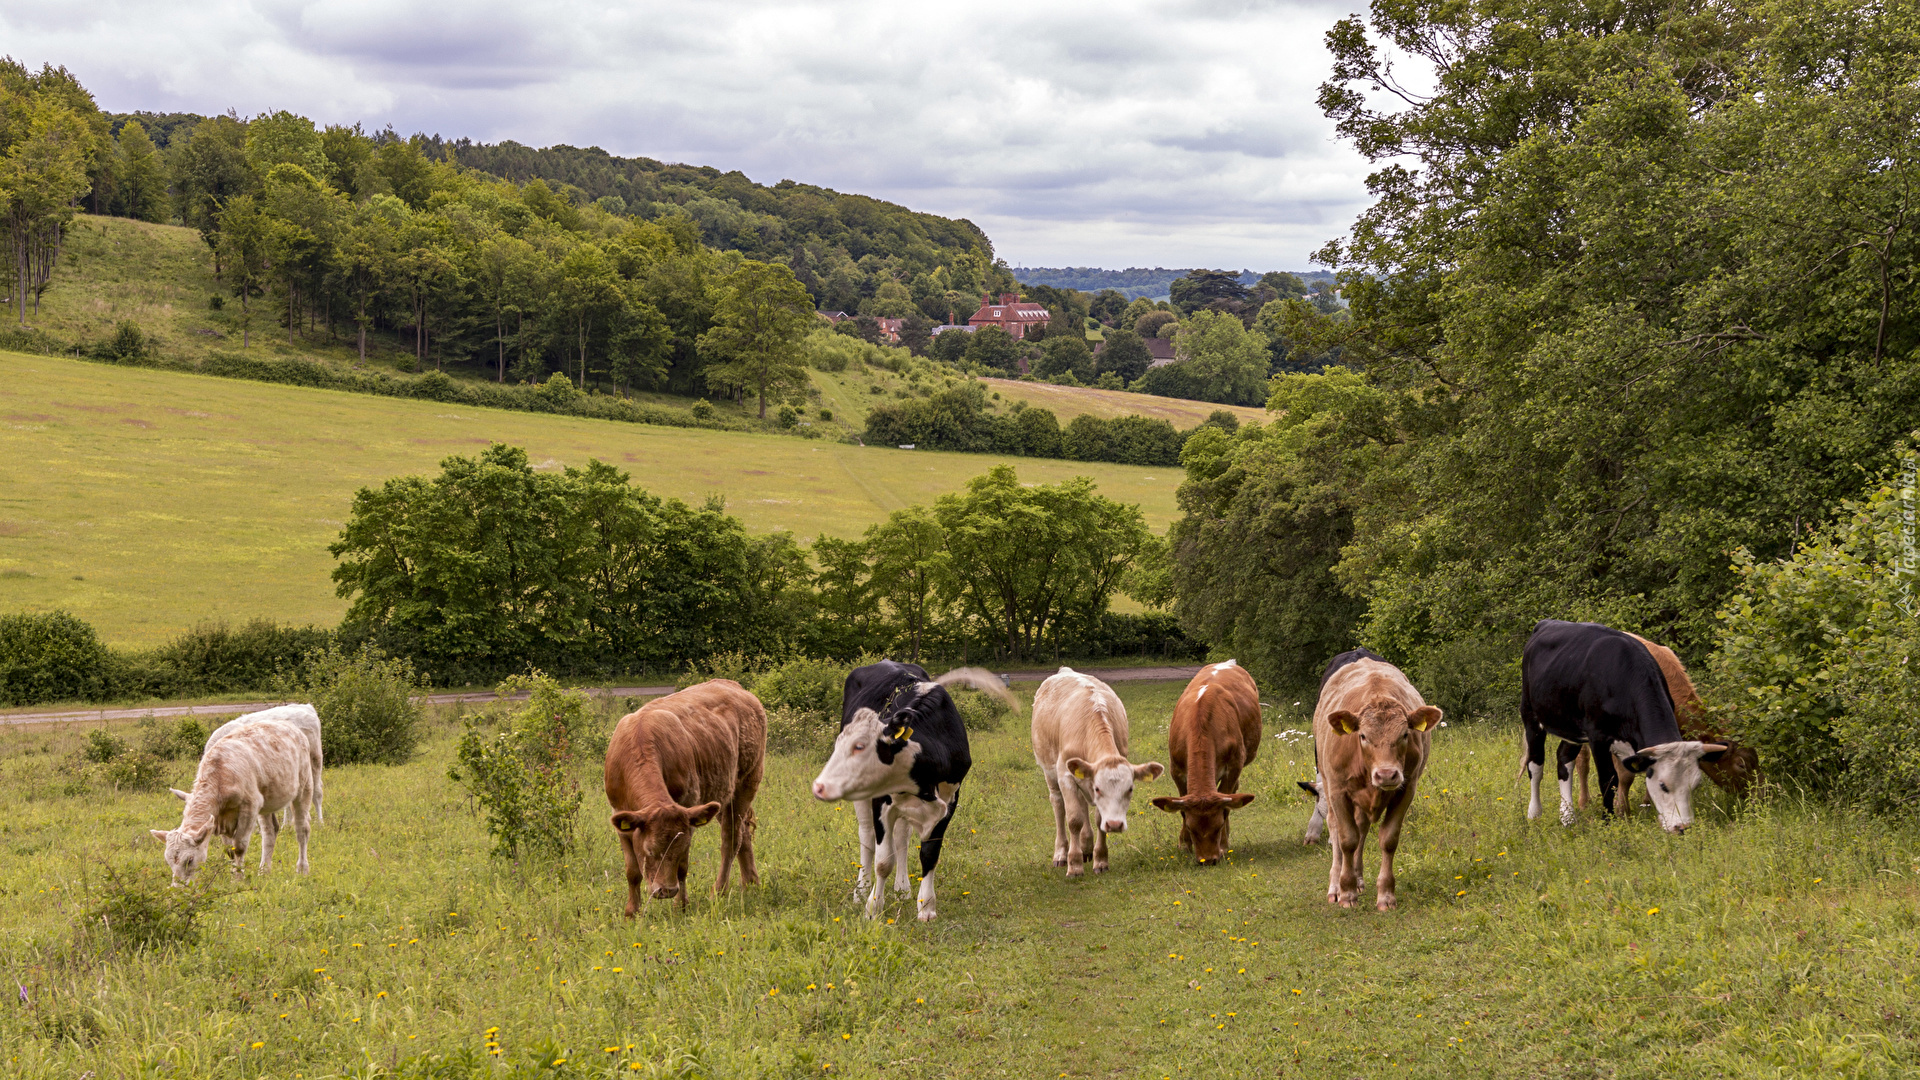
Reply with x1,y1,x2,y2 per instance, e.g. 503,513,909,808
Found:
930,324,974,336
1145,337,1178,368
819,310,851,323
873,318,906,343
967,293,1051,340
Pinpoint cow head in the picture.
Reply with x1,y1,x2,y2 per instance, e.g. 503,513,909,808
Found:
149,821,214,885
1619,741,1729,834
1326,703,1442,792
812,707,919,803
1152,791,1255,865
610,801,723,902
1066,756,1163,834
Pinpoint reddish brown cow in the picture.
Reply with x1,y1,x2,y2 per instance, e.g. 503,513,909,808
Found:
1576,634,1759,814
605,680,766,913
1152,660,1260,865
1314,656,1440,910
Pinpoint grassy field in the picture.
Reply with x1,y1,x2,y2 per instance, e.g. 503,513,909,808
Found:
2,680,1915,1079
0,352,1182,647
974,379,1266,428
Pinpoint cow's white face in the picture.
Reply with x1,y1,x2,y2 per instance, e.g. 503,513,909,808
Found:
1621,741,1728,834
812,709,919,803
149,824,213,885
1068,757,1163,833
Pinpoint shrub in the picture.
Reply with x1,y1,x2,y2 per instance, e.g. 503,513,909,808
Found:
85,864,212,950
102,751,168,791
752,656,847,720
777,404,799,428
950,687,1013,734
1413,634,1521,724
690,399,714,420
291,644,427,765
149,619,333,695
450,674,589,859
764,703,835,756
135,715,207,759
0,610,112,705
94,320,150,362
83,729,127,763
1709,480,1920,811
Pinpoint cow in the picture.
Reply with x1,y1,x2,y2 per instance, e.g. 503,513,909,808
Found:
1152,660,1261,866
150,718,315,884
1030,667,1163,876
1313,654,1441,910
812,661,1014,921
1298,648,1389,845
604,680,766,914
1522,620,1730,834
1574,633,1760,814
206,703,325,824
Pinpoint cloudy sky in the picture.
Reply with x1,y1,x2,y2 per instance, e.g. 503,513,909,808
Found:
4,0,1377,270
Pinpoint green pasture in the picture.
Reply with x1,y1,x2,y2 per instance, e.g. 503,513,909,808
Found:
2,681,1915,1079
0,352,1181,646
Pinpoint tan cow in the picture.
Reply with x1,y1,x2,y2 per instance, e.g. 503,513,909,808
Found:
1576,633,1759,814
605,680,766,913
1152,660,1260,865
151,718,315,885
1314,655,1440,910
1031,667,1164,876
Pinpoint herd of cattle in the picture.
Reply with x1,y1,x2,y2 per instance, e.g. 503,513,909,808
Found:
148,620,1756,918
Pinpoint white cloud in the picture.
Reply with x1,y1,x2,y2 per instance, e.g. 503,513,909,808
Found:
2,0,1375,268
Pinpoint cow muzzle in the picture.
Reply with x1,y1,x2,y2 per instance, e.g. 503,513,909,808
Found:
811,781,835,801
1102,819,1126,834
649,883,680,900
1372,768,1404,791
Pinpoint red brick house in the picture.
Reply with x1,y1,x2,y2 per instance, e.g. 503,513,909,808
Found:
967,293,1051,340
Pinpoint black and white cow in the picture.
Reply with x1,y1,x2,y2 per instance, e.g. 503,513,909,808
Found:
810,661,1014,921
1521,620,1730,834
1298,648,1389,844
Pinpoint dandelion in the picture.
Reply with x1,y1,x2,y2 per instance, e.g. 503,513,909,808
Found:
612,967,623,973
553,1059,566,1066
376,991,387,999
278,1014,289,1020
768,987,780,996
1814,877,1823,883
842,1034,851,1040
313,968,326,974
1456,890,1467,897
486,1027,500,1035
807,984,818,991
605,1046,619,1053
250,1042,264,1049
1648,907,1660,915
1238,969,1246,975
915,998,925,1004
1291,989,1302,995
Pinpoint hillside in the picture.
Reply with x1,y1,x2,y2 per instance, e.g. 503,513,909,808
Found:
0,352,1182,646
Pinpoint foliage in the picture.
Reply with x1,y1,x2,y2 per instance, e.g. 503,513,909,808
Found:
863,382,1196,467
698,261,815,418
289,643,427,765
0,610,110,705
451,674,590,860
1708,480,1920,812
146,618,334,695
762,705,836,757
84,864,212,951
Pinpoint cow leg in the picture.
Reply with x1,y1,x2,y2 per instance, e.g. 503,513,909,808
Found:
735,804,760,886
1611,754,1635,817
1555,740,1583,825
1326,792,1361,907
1595,750,1622,821
1374,786,1415,911
1091,803,1110,874
258,805,279,872
1575,744,1592,809
1523,722,1547,821
1043,768,1070,867
620,832,644,917
891,816,912,894
855,798,881,893
1303,770,1328,846
714,805,738,895
913,789,959,922
1063,785,1092,877
868,802,902,918
290,795,311,875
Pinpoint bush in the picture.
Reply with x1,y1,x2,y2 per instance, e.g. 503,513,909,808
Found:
1710,480,1920,811
135,715,207,759
777,404,799,428
764,703,835,756
0,610,111,705
93,320,150,362
148,619,333,695
950,687,1013,734
102,751,168,791
290,644,427,765
1413,634,1521,724
83,729,126,763
451,674,589,860
690,399,714,420
85,864,212,950
752,656,848,721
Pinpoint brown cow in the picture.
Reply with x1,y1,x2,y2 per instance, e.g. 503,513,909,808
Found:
605,680,766,913
1575,634,1759,814
1152,660,1260,865
1314,655,1440,910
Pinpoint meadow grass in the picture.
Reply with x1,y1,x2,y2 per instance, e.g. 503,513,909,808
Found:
971,379,1266,429
0,351,1181,647
1,680,1915,1079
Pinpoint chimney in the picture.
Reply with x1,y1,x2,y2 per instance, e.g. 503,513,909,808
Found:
1000,292,1017,305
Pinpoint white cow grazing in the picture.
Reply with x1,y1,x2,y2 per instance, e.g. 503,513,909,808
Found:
205,704,324,823
151,718,316,884
1030,667,1163,876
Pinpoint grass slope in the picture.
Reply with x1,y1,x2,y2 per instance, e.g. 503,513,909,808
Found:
0,352,1181,646
2,683,1915,1079
975,378,1266,428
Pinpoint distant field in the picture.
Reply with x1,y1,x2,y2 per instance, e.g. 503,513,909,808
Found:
977,378,1266,427
0,353,1182,646
2,686,1913,1078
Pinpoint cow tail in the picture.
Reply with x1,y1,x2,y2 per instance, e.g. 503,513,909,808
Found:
935,667,1023,713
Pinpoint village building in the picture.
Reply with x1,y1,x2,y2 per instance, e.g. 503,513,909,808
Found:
966,293,1051,340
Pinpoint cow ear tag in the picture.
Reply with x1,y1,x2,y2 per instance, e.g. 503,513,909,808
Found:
887,724,912,742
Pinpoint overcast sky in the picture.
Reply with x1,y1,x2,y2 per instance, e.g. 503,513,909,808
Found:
4,0,1376,270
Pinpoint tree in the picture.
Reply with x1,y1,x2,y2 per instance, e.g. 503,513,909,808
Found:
963,324,1020,373
0,97,92,325
1169,269,1248,314
550,241,624,387
113,119,168,222
1033,331,1094,381
898,312,934,356
697,259,814,418
1096,327,1152,383
171,114,251,271
215,194,274,346
867,506,948,663
1171,310,1270,405
245,111,330,184
336,197,400,361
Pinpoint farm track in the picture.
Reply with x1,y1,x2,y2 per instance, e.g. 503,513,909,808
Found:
0,665,1203,726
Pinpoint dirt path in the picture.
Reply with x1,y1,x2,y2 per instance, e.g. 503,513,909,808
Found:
0,666,1202,727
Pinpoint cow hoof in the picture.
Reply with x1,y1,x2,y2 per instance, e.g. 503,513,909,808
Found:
1377,896,1397,912
917,907,937,922
1052,856,1067,867
1092,863,1108,874
1336,896,1356,909
1066,866,1084,878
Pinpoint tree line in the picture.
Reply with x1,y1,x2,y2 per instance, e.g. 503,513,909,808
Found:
863,380,1242,467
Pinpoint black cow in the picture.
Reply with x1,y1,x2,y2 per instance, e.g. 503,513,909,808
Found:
810,661,1012,922
1521,620,1729,833
1299,648,1393,844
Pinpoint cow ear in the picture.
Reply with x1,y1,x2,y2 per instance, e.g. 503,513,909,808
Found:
187,825,213,844
170,788,191,801
1328,710,1361,735
1065,756,1093,780
1699,743,1730,763
1133,762,1165,782
1408,706,1443,732
1152,796,1186,813
1225,793,1256,809
610,811,648,834
687,802,724,828
1295,780,1320,799
1621,754,1655,775
149,829,171,844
